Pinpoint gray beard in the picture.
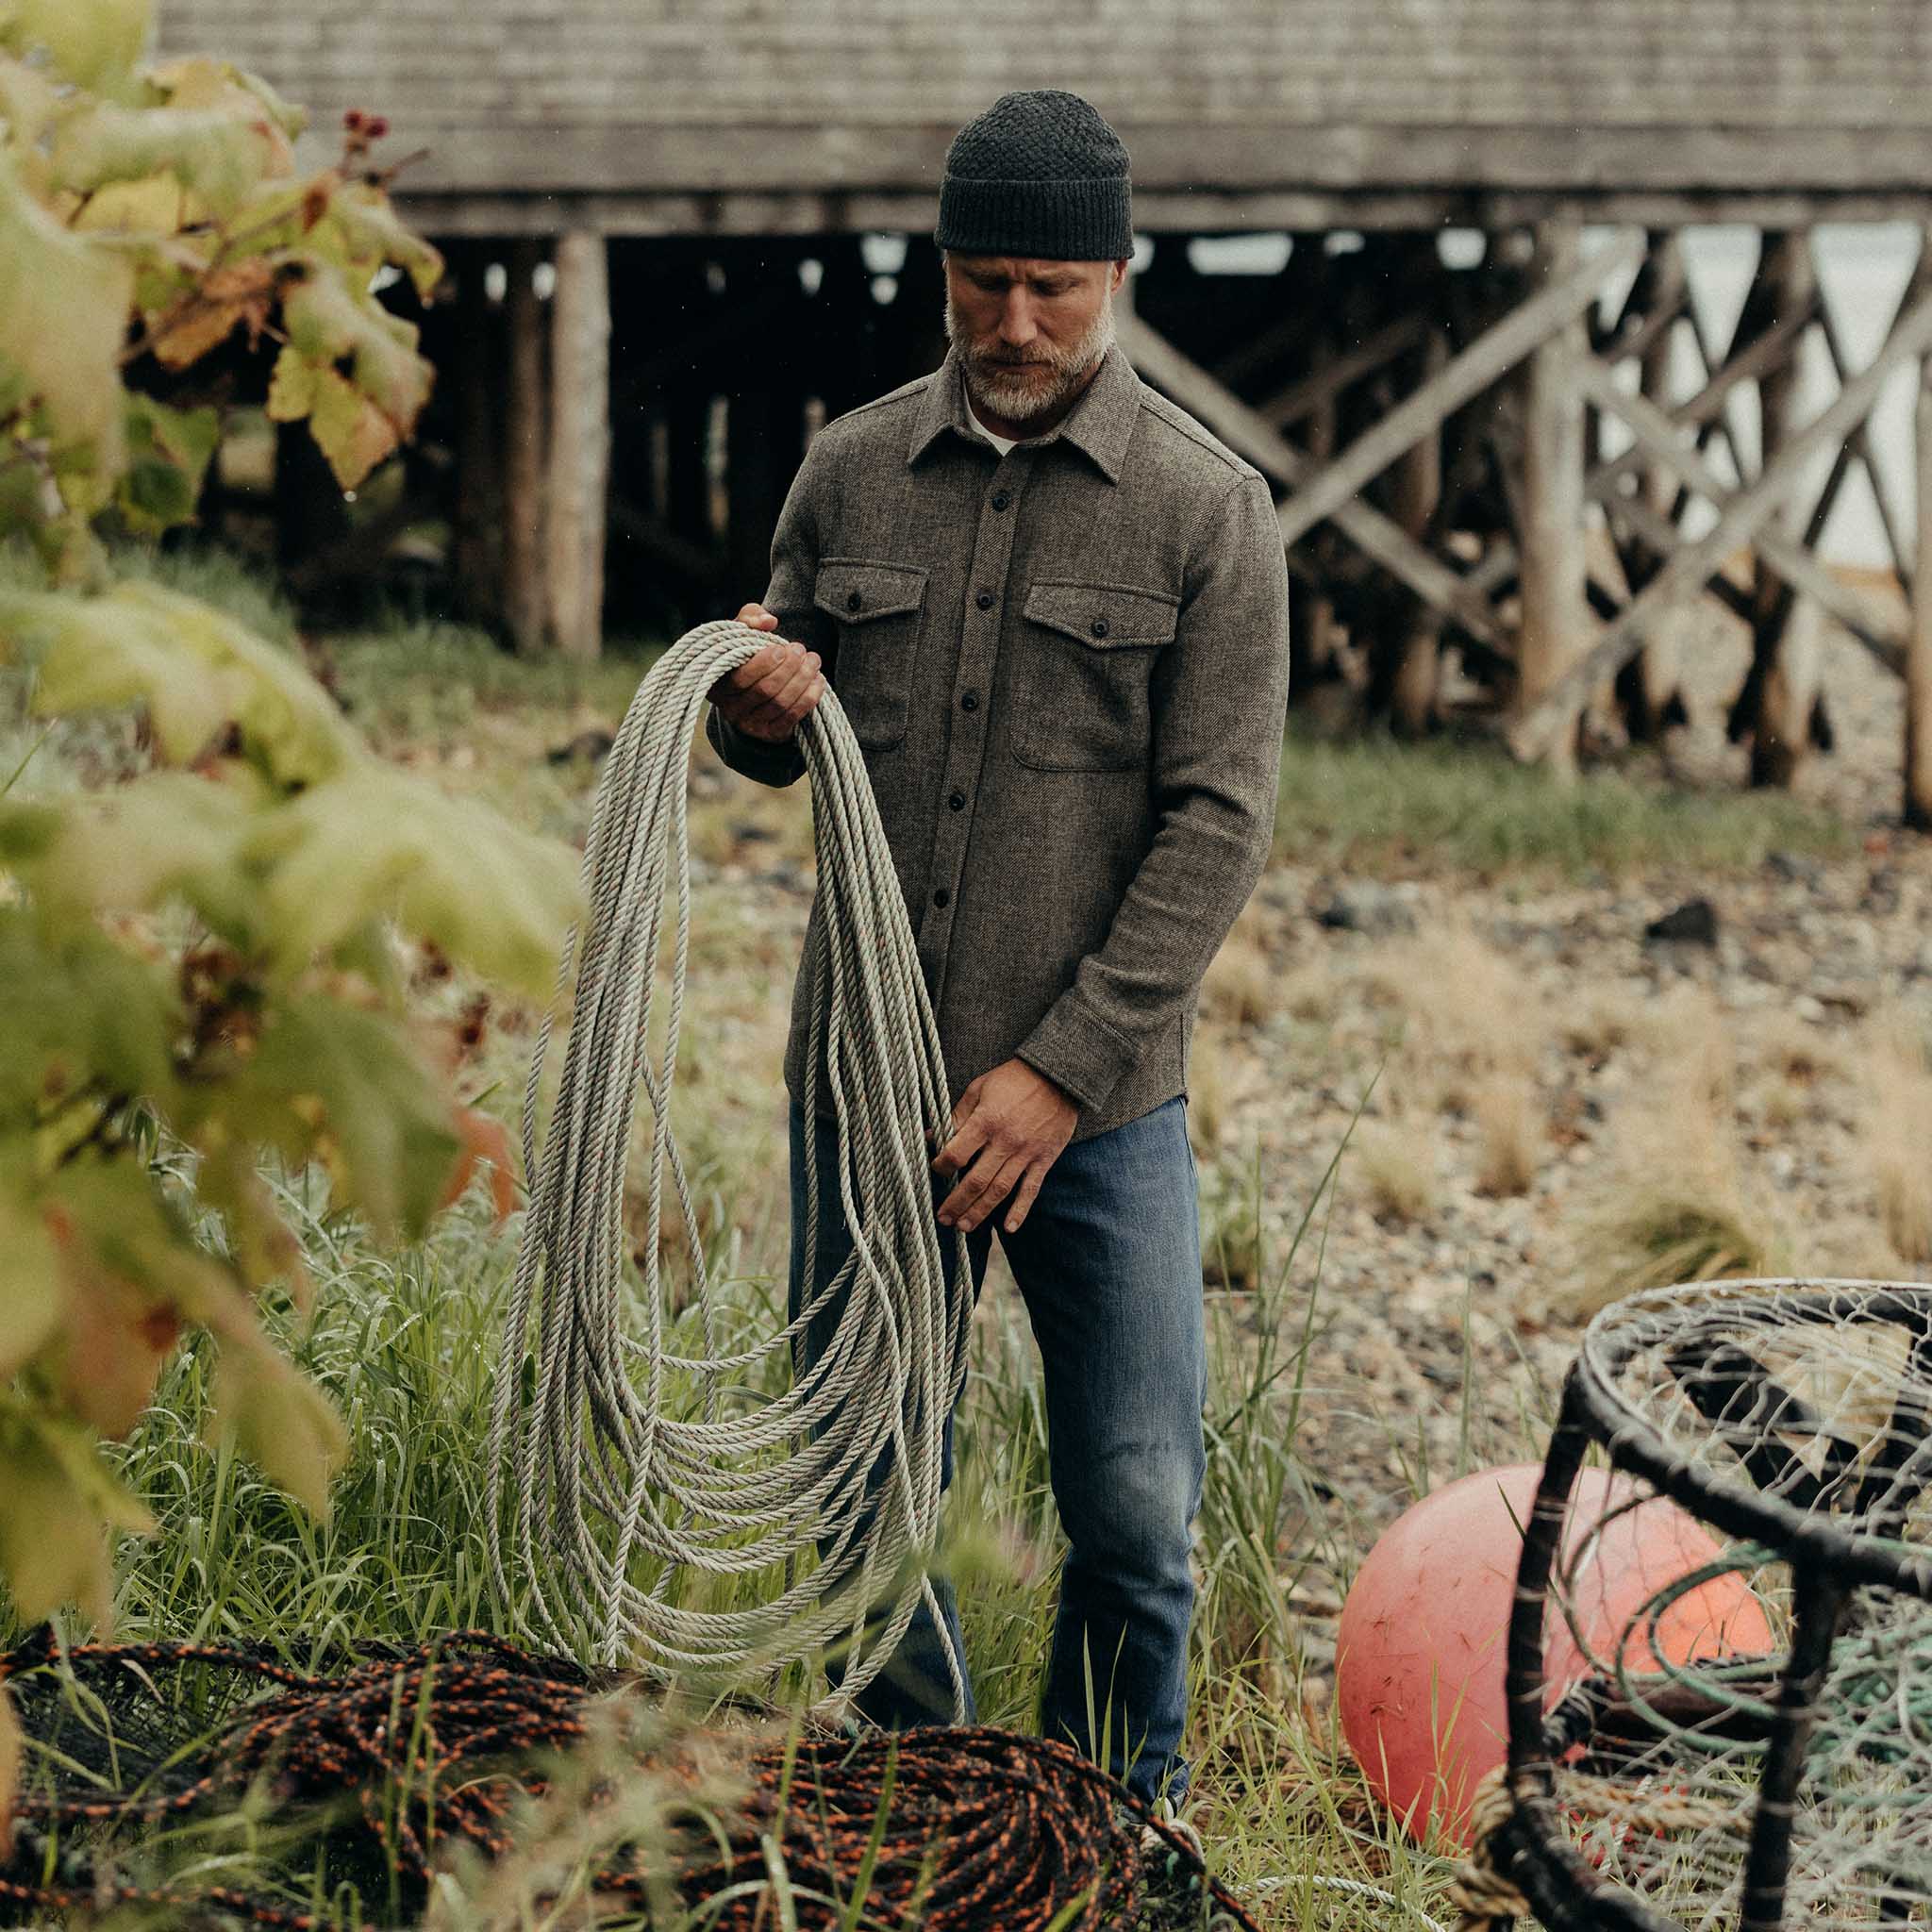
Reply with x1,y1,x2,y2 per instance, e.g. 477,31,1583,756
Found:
943,291,1116,429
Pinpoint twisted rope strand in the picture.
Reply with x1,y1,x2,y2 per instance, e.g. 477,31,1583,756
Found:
487,621,973,1712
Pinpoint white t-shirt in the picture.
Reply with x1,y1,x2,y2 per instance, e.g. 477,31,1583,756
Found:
965,393,1024,458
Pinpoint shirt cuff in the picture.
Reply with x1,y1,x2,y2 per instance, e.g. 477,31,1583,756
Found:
705,704,806,788
1014,990,1139,1117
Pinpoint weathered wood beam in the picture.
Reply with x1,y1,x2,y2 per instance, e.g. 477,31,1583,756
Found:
1909,347,1932,829
389,123,1932,205
1738,231,1825,785
1587,297,1820,503
409,189,1932,242
1601,491,1757,629
1115,308,1510,654
1387,326,1449,736
1620,230,1689,740
503,238,547,658
544,229,611,659
1811,264,1914,596
1579,362,1906,669
1514,222,1593,770
1275,229,1643,549
1254,314,1426,428
1211,304,1317,391
1511,277,1932,758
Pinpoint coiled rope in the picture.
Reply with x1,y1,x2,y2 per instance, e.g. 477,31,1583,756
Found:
0,1630,1268,1931
487,620,974,1718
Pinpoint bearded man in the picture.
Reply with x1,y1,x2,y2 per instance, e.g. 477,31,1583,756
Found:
704,89,1292,1817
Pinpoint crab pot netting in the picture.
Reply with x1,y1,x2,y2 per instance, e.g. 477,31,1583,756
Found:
1491,1278,1932,1932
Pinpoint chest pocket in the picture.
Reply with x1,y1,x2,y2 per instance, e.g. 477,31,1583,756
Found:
813,558,927,751
1013,579,1179,772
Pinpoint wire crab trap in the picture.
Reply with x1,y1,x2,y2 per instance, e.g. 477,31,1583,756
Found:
1457,1277,1932,1932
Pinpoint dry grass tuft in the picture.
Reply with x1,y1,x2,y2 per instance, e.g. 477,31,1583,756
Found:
1637,985,1735,1117
1472,1072,1540,1197
1746,1008,1845,1090
1558,985,1644,1060
1355,1112,1441,1224
1279,958,1341,1024
1857,1006,1932,1262
1189,1022,1232,1154
1553,1053,1783,1323
1357,920,1546,1117
1203,912,1278,1029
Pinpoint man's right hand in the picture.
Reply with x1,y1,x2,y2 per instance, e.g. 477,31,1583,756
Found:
707,604,826,744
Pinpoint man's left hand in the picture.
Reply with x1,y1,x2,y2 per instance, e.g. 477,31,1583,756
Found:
930,1058,1078,1236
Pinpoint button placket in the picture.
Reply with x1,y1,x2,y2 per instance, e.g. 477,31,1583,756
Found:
923,460,1024,980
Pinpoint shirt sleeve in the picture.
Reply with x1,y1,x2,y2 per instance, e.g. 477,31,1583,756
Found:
1015,470,1291,1117
703,440,835,791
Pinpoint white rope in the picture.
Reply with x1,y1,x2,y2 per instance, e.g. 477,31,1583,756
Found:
486,619,974,1720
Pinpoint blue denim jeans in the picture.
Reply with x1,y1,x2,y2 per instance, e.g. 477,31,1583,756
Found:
787,1091,1207,1805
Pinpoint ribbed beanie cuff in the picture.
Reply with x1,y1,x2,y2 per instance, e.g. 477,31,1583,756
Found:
936,174,1133,261
934,90,1133,262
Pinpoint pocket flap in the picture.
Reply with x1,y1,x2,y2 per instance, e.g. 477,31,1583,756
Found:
814,558,927,623
1024,578,1178,647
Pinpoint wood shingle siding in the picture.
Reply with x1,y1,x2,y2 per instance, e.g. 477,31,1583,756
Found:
158,0,1932,225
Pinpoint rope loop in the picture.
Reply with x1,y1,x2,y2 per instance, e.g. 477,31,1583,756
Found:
486,620,974,1718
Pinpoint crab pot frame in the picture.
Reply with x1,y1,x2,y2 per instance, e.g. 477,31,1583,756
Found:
1480,1278,1932,1932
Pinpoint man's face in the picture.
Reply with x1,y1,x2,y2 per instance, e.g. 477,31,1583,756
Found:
942,254,1126,427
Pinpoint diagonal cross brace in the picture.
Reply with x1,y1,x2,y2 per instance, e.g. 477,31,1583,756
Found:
1510,278,1932,759
1274,230,1646,549
1579,357,1908,674
1115,308,1509,653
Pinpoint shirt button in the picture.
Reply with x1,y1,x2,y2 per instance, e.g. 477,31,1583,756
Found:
1091,618,1109,638
960,691,979,711
991,491,1010,512
847,590,862,611
948,791,965,810
975,591,994,611
932,887,950,908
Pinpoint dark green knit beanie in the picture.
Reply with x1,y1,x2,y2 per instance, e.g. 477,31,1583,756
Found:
934,90,1132,261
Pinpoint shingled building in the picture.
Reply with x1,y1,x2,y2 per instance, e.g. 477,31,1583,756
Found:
160,1,1932,807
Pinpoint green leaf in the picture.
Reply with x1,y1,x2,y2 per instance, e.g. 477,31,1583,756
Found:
0,1165,62,1378
229,992,460,1243
318,183,445,302
0,53,60,148
117,391,218,537
40,1157,242,1334
0,1406,148,1625
51,100,274,218
15,580,354,786
0,145,134,466
281,264,432,429
0,767,263,941
0,0,151,91
306,359,401,491
264,342,317,424
209,1337,346,1518
0,1681,19,1859
243,764,585,1000
0,909,180,1128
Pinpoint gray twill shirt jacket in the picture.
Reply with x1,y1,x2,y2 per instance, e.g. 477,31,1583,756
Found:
704,340,1292,1145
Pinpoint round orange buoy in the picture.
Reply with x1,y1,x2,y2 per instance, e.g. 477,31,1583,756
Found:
1335,1462,1772,1848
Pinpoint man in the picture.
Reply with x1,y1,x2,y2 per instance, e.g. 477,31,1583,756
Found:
704,89,1291,1810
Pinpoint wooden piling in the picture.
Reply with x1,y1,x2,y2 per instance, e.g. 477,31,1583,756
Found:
503,238,548,658
1515,221,1591,774
1742,230,1824,788
544,229,612,659
1908,349,1932,829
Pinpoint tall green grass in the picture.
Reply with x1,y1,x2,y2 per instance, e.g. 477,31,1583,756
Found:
1273,725,1849,878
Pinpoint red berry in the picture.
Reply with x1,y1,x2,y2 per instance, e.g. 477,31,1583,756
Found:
367,114,390,140
342,108,365,131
